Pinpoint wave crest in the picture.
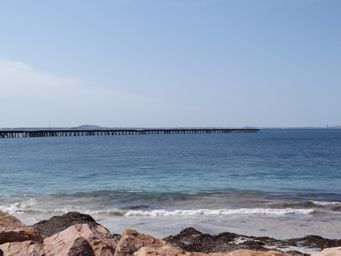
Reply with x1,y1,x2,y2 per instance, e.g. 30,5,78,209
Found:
310,200,341,206
0,198,37,214
125,208,314,217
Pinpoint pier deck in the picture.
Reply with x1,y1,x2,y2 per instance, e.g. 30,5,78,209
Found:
0,128,260,138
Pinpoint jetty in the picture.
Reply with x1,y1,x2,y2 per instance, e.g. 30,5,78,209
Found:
0,128,260,138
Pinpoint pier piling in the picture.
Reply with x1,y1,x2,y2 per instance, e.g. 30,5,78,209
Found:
0,128,260,139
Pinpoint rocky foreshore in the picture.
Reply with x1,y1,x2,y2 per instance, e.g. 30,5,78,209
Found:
1,211,340,256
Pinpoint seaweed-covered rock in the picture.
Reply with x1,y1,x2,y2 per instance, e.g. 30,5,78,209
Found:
164,228,313,255
32,211,99,237
164,227,264,253
287,236,341,250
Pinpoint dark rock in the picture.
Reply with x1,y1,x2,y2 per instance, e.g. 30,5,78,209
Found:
164,227,323,256
285,251,309,256
239,240,266,250
164,227,259,253
113,233,121,241
249,236,280,246
32,212,99,237
287,235,341,250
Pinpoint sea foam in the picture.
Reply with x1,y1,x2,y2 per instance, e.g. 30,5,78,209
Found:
311,200,341,206
125,208,314,217
0,198,37,214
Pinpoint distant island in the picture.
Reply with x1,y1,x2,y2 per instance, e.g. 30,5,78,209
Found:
72,124,109,130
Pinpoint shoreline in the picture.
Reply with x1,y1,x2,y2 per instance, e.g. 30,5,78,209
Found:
1,211,341,255
2,191,341,241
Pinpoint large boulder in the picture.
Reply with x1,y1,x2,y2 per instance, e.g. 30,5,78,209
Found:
134,245,290,256
312,247,341,256
114,229,165,256
43,223,119,255
33,211,99,237
0,223,119,256
0,211,42,244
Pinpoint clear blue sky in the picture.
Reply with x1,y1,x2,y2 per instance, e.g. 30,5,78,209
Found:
0,0,340,128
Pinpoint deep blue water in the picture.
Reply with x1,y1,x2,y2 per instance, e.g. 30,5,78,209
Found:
1,128,341,198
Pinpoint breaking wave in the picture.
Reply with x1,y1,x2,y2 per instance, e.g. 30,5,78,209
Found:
0,198,37,214
0,198,315,218
124,208,315,217
310,200,341,206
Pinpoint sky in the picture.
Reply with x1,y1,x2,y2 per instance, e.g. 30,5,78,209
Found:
0,0,340,128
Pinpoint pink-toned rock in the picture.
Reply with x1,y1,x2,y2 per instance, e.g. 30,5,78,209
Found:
134,245,218,256
312,246,341,256
134,245,290,256
134,245,214,256
43,223,119,256
114,229,166,256
0,223,118,256
0,240,43,256
0,211,42,244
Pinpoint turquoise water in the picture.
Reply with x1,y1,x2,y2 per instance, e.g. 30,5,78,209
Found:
1,128,341,238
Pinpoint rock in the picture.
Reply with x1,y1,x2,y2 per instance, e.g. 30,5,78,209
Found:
0,211,42,244
287,236,341,250
0,223,118,255
165,227,341,255
238,241,265,250
43,223,118,255
312,247,341,256
134,245,290,256
114,229,165,256
0,240,43,255
164,227,265,253
33,211,99,237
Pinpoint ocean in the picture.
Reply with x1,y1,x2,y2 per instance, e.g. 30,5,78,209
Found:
1,128,341,239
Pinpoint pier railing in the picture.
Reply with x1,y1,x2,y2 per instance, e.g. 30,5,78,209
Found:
0,128,260,138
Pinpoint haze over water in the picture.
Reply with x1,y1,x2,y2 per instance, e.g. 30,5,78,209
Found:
1,128,341,238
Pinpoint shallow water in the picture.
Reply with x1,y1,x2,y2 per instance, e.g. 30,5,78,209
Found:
0,128,341,238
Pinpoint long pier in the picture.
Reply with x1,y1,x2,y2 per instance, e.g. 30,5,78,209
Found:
0,128,260,138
